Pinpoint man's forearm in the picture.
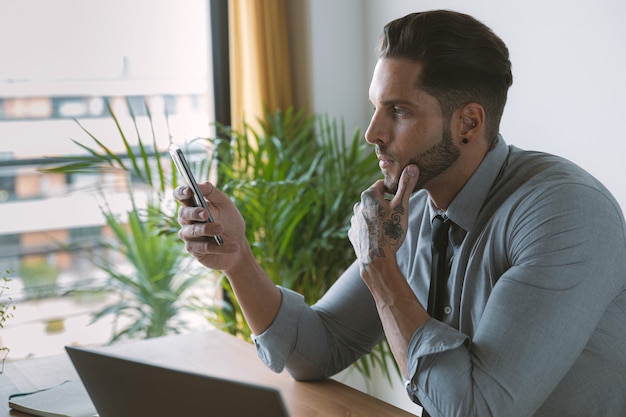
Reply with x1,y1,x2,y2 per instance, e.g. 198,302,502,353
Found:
224,243,283,335
360,257,430,378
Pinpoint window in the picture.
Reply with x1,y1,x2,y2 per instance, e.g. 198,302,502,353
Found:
0,0,218,358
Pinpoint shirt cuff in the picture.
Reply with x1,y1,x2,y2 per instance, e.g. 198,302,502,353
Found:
251,286,306,373
405,319,469,399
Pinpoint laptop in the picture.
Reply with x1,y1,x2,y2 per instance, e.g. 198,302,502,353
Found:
65,345,290,417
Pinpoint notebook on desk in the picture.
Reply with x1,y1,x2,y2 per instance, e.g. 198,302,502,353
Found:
65,345,290,417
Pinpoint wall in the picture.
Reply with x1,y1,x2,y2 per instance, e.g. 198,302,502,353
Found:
366,0,626,211
300,0,370,134
308,0,626,212
305,0,626,413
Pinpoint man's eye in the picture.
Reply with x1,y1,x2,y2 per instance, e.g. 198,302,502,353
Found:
393,107,408,115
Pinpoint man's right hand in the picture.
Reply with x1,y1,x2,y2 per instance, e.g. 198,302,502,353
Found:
173,182,246,273
175,182,283,335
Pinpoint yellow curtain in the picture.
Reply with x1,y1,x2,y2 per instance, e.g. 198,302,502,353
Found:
228,0,294,131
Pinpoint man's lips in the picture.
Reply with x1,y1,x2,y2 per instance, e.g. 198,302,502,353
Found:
377,154,394,170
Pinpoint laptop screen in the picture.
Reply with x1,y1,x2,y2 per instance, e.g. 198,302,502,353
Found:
66,345,290,417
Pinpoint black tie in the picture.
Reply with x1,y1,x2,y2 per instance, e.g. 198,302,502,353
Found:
420,215,451,417
427,215,451,320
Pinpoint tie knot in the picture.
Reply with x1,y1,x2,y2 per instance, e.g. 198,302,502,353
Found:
431,215,450,250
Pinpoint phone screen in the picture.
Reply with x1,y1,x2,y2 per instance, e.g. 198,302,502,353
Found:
168,144,223,245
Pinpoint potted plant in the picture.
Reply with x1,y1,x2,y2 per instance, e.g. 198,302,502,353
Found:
43,101,205,341
200,107,399,382
45,103,399,382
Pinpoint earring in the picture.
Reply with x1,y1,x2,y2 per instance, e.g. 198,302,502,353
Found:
462,138,469,144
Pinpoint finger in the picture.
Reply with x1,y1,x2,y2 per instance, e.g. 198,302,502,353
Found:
178,221,224,240
173,185,195,206
178,205,210,225
391,164,419,207
184,239,238,257
173,182,226,208
361,179,386,201
348,217,356,244
197,182,229,206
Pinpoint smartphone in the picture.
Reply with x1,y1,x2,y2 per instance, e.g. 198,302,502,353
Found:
168,144,223,245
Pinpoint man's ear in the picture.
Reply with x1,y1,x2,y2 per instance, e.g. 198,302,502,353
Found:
457,103,485,142
460,117,476,135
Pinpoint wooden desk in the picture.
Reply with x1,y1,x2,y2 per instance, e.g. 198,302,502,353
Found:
1,330,415,416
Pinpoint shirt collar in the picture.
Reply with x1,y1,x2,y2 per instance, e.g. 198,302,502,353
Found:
430,134,509,233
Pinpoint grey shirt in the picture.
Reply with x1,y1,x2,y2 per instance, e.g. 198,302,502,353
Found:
253,136,626,417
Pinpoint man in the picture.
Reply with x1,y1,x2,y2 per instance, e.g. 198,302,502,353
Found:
175,10,626,417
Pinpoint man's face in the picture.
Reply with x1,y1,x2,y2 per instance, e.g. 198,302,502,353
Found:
365,58,460,194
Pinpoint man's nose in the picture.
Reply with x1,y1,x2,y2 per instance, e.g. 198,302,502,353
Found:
365,111,386,145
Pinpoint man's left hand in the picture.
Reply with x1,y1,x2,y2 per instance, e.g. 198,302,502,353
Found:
349,164,419,267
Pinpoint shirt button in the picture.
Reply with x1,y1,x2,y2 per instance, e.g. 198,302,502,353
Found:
443,306,452,315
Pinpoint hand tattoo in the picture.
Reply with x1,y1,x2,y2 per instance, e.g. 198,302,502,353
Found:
361,196,406,260
383,204,405,243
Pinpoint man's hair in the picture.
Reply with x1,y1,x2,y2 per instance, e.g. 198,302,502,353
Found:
378,10,513,144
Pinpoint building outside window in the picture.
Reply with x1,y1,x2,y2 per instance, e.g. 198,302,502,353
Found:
0,0,215,359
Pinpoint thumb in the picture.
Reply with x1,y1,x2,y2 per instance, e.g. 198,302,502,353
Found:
392,164,419,206
198,182,228,204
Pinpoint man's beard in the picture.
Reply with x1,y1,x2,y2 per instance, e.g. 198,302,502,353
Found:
383,127,461,194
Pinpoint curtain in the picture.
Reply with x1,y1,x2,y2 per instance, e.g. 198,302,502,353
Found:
228,0,294,131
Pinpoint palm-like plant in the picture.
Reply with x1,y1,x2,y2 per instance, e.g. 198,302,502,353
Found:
45,103,399,382
92,198,201,341
43,100,204,341
205,108,399,382
224,110,376,300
